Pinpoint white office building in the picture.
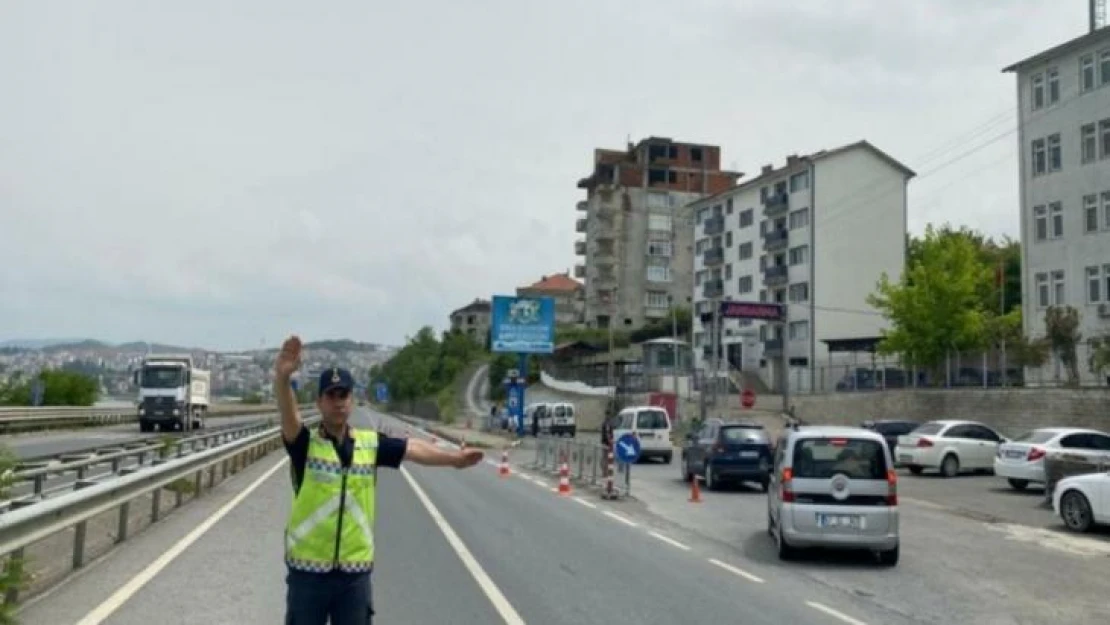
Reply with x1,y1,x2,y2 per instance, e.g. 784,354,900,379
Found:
1004,23,1110,386
689,141,915,394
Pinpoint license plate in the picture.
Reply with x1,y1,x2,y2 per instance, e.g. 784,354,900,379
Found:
899,454,912,462
816,514,862,529
740,451,759,458
1005,450,1025,458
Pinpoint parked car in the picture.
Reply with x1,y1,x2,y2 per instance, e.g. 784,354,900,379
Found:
680,419,773,491
995,427,1110,490
612,405,673,463
767,426,900,565
859,419,921,458
1052,471,1110,532
894,419,1007,477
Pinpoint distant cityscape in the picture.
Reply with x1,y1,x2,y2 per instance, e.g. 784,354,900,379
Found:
0,339,399,401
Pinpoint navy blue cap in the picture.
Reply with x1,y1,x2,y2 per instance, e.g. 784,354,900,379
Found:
318,367,354,397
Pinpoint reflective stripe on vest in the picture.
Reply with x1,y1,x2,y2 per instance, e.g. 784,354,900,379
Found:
285,428,378,573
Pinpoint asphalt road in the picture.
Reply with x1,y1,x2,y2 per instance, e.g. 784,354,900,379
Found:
19,408,917,625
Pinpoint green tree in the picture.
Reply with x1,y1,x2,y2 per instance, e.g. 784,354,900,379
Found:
906,225,1020,315
373,326,483,412
868,224,991,383
0,369,99,406
1089,334,1110,379
1044,306,1082,386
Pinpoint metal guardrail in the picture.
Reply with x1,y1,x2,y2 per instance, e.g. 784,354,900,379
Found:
1,411,319,513
531,436,630,496
0,412,322,604
0,403,291,433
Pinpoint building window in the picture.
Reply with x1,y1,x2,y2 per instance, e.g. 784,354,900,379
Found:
759,289,767,302
725,264,733,280
1101,50,1110,85
1082,124,1097,163
726,198,734,214
738,241,753,260
1103,192,1110,229
647,241,672,257
1047,67,1060,104
1085,194,1099,233
646,193,672,209
645,291,669,309
648,214,672,232
1050,202,1063,237
788,245,809,266
739,209,754,228
1036,272,1049,307
738,276,753,294
696,207,710,224
1052,270,1066,305
646,264,672,283
725,231,733,248
1047,134,1062,172
789,171,809,192
1033,204,1047,241
788,282,809,303
788,208,810,229
1031,73,1045,110
1087,266,1102,303
789,321,809,342
1081,54,1096,91
1032,138,1046,175
1105,264,1110,301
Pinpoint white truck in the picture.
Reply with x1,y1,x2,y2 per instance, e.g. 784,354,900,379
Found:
132,354,210,432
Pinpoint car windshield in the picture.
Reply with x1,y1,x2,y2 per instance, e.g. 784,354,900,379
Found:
912,422,945,436
141,366,184,388
721,426,768,444
1011,430,1058,444
792,437,887,479
637,410,668,429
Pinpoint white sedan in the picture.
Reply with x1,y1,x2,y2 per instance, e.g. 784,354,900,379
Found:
894,419,1008,477
1053,471,1110,532
994,427,1110,491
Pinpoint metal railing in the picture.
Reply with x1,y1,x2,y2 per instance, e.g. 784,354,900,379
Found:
531,436,630,496
0,403,286,433
0,412,321,605
1,411,318,513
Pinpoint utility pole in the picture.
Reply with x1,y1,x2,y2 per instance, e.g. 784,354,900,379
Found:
780,304,791,416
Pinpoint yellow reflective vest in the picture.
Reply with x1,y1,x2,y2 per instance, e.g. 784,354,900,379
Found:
285,427,378,573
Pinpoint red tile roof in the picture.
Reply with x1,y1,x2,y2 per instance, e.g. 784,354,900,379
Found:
520,272,582,293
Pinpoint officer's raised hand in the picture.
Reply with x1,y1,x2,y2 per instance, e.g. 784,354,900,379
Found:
275,335,302,380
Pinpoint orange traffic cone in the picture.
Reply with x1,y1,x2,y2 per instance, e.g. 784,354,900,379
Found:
689,476,702,503
557,461,571,496
498,451,511,478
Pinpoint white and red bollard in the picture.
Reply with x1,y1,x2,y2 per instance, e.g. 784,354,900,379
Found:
603,443,617,500
557,454,571,496
498,450,511,478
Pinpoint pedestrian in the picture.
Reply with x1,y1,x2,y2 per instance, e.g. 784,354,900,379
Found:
273,335,484,624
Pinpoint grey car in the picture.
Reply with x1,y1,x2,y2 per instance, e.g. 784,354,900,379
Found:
766,425,900,566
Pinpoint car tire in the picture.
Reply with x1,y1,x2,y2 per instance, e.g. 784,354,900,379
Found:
776,524,795,561
1060,490,1095,533
878,545,899,567
940,454,960,478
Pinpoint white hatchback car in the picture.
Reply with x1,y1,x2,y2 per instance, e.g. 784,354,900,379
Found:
894,419,1008,477
995,427,1110,491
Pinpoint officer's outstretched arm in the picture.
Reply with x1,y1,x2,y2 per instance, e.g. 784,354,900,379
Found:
403,438,483,469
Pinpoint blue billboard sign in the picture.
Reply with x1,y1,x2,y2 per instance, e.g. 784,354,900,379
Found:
490,295,556,354
374,382,390,403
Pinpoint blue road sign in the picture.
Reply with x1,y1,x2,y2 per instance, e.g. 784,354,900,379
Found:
615,433,641,464
374,383,390,403
490,295,556,354
290,379,300,392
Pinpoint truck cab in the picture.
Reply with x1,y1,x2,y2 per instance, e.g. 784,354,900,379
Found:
134,354,210,433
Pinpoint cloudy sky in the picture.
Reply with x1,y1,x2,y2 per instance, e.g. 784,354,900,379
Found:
0,0,1086,351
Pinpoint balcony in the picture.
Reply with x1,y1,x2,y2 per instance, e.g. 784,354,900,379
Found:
702,247,724,267
762,192,789,216
576,218,587,233
574,240,586,256
702,279,724,299
594,273,618,288
576,200,588,212
704,215,725,236
763,228,788,250
574,264,586,278
595,243,616,259
763,265,789,286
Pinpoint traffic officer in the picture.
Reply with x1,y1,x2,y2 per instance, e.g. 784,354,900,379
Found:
274,335,483,624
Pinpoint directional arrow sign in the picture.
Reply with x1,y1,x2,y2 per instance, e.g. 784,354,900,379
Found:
615,433,641,464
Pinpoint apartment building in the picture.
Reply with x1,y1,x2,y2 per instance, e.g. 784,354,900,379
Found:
574,137,741,330
448,298,491,345
516,271,584,326
1003,22,1110,386
689,141,914,394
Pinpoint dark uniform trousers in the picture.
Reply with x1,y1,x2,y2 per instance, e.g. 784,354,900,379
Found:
285,569,374,625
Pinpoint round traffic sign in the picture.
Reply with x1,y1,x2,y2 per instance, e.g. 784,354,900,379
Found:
741,388,756,409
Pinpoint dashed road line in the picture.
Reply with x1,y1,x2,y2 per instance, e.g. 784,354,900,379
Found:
572,496,597,509
805,601,868,625
603,510,638,527
648,531,691,551
707,558,764,583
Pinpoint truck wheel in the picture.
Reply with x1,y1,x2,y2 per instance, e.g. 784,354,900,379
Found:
140,420,153,433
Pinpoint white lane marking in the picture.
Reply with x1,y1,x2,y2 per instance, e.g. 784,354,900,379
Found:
75,457,291,625
708,558,764,583
899,496,946,511
603,510,638,527
572,496,597,509
400,466,527,625
648,531,691,551
805,601,868,625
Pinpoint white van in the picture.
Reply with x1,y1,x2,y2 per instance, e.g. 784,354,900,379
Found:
549,402,577,437
613,405,673,463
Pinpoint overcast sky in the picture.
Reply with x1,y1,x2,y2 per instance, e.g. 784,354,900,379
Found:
0,1,1086,351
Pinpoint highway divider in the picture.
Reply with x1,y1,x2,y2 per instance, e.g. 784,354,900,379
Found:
0,411,321,609
0,403,293,435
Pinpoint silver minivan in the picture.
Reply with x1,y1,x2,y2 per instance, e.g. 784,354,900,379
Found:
766,426,900,565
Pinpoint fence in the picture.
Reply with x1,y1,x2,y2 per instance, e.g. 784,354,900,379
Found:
531,436,629,497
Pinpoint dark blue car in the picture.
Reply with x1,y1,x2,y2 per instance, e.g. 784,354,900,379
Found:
681,418,774,492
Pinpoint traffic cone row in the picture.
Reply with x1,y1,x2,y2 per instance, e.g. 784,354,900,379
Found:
498,450,511,478
557,458,571,496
